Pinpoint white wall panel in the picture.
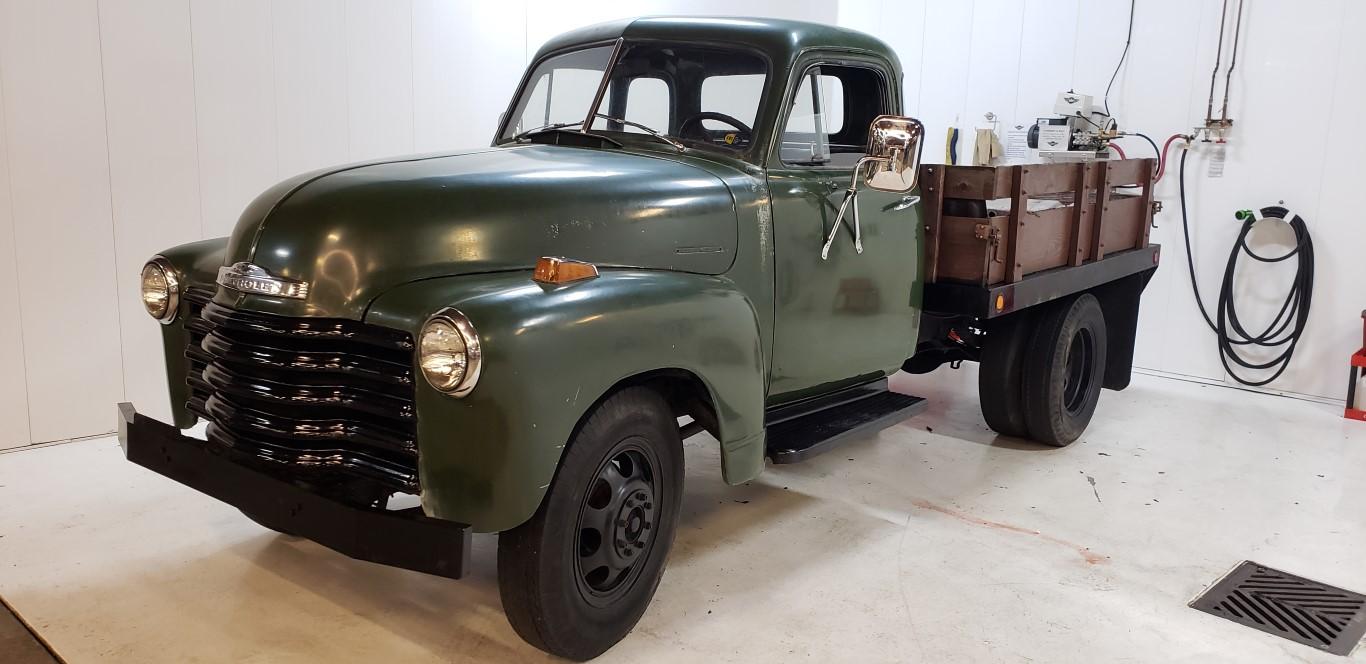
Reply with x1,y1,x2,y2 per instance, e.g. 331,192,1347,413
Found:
837,0,927,114
0,73,31,450
1012,0,1078,123
1195,0,1345,397
273,0,349,177
0,0,124,442
190,0,279,238
1104,0,1205,376
915,0,974,164
1309,1,1366,402
0,0,1360,448
961,0,1024,158
1069,0,1134,116
345,0,414,161
98,0,204,425
412,0,527,152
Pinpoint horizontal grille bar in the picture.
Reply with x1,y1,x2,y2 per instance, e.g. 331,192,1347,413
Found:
182,290,419,493
201,300,413,352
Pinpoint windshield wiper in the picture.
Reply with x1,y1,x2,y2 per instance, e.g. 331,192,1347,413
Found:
511,120,585,142
593,114,685,152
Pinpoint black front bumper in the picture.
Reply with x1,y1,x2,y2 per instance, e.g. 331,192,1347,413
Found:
117,402,470,579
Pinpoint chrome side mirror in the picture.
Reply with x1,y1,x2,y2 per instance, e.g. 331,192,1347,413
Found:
864,115,925,192
821,115,926,259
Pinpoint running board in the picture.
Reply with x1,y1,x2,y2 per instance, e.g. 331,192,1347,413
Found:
765,379,928,464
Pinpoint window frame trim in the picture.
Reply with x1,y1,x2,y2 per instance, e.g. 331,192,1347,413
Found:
766,54,895,172
494,38,777,163
495,40,620,143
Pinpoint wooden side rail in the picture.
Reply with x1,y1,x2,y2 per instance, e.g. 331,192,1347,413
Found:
921,158,1156,287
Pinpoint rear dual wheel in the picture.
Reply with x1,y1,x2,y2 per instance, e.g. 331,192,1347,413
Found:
979,294,1108,446
498,387,683,661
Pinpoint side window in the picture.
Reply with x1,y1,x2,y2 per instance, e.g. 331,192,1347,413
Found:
700,74,765,129
623,77,670,133
780,64,886,167
783,74,844,135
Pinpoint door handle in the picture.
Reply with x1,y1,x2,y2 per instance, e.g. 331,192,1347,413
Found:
890,195,920,211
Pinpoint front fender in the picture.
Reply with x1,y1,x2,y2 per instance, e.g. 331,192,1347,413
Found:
154,238,228,427
366,269,767,532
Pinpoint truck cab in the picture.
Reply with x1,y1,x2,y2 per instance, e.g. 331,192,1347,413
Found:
120,16,1155,660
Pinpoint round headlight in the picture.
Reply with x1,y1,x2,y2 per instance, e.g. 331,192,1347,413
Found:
140,258,179,323
419,308,481,397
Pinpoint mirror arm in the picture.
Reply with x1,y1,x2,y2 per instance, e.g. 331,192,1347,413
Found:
821,155,890,260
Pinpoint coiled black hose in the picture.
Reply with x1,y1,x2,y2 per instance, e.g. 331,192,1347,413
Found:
1178,147,1315,386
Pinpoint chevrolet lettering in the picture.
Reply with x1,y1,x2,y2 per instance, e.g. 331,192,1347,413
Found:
215,262,310,299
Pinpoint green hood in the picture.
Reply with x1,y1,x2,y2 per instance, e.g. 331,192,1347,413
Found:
222,144,739,319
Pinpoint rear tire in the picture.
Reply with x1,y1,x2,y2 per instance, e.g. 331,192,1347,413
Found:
978,311,1032,438
1021,294,1108,446
498,387,683,661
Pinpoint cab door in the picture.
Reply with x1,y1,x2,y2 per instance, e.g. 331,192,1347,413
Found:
765,59,923,404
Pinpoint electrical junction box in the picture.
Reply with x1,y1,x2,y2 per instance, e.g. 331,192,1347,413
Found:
1054,91,1093,118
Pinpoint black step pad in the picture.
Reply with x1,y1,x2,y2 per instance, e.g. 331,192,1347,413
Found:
766,388,927,464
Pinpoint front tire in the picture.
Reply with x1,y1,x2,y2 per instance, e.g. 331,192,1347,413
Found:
1021,294,1108,446
498,387,684,661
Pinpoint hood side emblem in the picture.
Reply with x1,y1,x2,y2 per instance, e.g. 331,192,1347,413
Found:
217,262,310,300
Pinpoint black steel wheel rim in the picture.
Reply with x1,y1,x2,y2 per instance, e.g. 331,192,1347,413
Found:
573,438,660,608
1062,328,1095,415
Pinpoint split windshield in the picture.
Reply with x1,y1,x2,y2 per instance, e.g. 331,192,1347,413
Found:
500,41,768,156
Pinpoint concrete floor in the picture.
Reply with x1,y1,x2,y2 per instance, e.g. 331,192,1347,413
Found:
0,368,1363,663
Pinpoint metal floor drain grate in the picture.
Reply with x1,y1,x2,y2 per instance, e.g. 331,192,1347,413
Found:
1191,561,1366,655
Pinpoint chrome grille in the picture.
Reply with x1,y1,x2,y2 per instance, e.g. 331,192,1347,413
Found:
182,287,419,493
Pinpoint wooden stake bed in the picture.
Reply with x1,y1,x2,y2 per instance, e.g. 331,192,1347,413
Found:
920,159,1157,287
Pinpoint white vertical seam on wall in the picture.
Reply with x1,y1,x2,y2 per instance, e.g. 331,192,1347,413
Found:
1156,0,1213,379
1009,1,1026,127
1307,3,1347,216
94,0,130,403
961,0,977,126
913,0,927,117
185,0,206,239
191,0,210,238
269,0,280,179
1069,0,1082,85
0,24,35,446
409,0,417,153
270,0,281,185
344,0,354,159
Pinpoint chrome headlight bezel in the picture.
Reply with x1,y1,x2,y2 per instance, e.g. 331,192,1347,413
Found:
140,256,180,324
419,308,482,398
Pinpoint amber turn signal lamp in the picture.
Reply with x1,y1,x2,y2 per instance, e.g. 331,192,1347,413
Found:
533,256,600,285
995,294,1005,311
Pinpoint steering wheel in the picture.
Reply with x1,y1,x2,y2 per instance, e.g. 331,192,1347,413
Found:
677,112,753,147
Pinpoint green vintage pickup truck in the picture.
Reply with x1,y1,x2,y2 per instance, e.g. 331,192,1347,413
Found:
119,16,1158,660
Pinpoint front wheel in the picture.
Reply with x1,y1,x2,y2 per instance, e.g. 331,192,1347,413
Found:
498,387,683,661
